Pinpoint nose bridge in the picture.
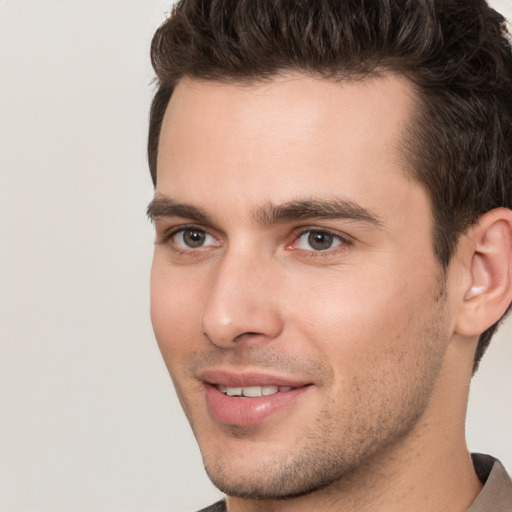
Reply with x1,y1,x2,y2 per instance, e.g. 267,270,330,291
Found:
201,246,283,347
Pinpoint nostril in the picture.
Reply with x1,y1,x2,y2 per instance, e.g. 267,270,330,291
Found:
203,329,272,348
234,331,265,342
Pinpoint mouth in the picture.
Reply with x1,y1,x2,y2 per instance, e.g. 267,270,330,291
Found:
199,370,313,426
215,384,296,397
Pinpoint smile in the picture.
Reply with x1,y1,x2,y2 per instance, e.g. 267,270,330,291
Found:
216,385,296,397
205,382,312,426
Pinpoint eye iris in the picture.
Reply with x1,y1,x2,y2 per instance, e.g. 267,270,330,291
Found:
183,230,205,248
308,231,333,250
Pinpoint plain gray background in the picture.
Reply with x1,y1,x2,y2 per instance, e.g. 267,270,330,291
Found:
1,1,511,510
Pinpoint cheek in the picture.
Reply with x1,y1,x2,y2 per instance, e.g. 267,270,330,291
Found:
150,258,206,365
287,264,439,377
288,273,449,439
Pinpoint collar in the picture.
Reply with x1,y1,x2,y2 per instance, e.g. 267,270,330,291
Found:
467,454,512,511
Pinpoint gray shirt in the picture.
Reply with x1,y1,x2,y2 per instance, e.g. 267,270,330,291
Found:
467,454,512,511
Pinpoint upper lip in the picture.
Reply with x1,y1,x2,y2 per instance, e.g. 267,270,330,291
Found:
198,368,312,388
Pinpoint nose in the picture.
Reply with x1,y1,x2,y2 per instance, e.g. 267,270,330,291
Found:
200,250,284,348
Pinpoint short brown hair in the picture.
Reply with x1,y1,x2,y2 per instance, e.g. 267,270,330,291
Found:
148,0,512,372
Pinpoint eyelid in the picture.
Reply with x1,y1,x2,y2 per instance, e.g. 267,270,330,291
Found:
157,223,220,247
155,222,353,256
288,226,354,252
175,229,217,249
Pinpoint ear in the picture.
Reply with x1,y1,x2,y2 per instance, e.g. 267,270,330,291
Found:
455,208,512,337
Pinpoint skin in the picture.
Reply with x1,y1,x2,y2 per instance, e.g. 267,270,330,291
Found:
150,74,489,511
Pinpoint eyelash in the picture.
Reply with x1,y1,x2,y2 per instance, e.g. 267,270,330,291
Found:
158,224,219,255
158,225,353,258
288,228,353,257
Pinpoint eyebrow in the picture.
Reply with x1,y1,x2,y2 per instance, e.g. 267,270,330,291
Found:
147,195,382,227
255,199,383,227
147,196,210,223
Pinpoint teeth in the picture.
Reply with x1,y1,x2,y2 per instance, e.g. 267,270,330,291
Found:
226,387,242,396
262,385,279,396
242,386,266,397
216,385,295,397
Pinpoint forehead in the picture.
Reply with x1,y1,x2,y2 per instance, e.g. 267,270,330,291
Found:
156,73,420,221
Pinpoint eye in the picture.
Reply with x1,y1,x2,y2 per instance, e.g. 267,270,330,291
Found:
294,230,344,251
173,228,217,249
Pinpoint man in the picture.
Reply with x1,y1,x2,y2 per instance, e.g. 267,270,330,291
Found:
146,0,512,510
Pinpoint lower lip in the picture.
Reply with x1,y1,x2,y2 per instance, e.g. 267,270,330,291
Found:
204,384,311,426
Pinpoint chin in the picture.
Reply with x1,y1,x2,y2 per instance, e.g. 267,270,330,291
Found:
204,460,340,501
199,435,362,501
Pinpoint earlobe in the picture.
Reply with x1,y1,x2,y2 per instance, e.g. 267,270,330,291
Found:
455,208,512,337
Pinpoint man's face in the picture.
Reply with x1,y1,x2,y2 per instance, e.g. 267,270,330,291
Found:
150,74,454,499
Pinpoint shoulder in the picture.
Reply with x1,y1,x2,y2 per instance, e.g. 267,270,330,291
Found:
196,500,226,512
468,454,512,511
